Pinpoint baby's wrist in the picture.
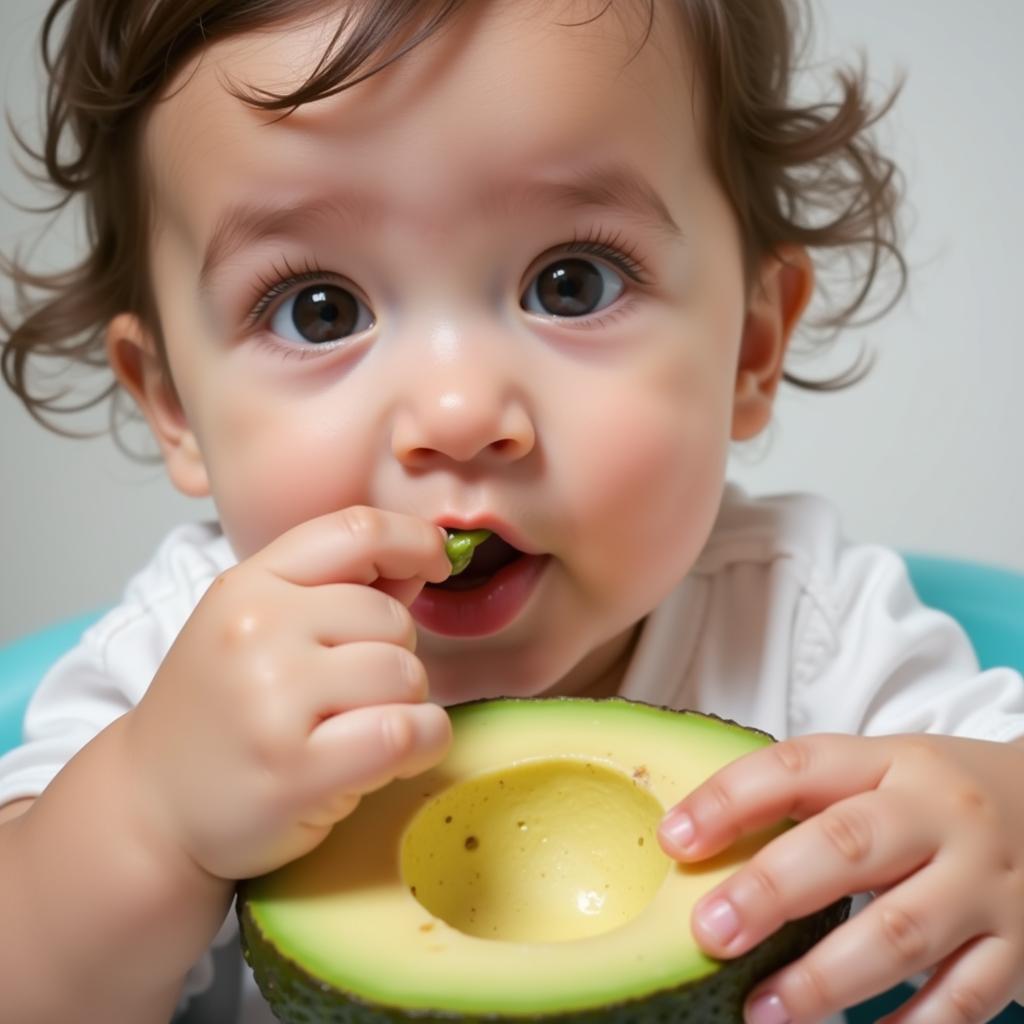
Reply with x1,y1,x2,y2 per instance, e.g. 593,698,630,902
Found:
107,712,233,899
9,712,233,1007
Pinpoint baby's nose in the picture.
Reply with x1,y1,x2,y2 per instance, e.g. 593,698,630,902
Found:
389,350,536,468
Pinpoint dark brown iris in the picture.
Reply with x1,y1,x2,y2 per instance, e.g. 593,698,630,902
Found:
535,259,603,317
291,284,359,343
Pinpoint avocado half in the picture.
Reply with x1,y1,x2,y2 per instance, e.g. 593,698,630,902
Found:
238,698,849,1023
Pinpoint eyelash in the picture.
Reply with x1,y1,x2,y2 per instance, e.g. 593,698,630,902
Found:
241,228,652,335
564,228,651,286
243,256,334,331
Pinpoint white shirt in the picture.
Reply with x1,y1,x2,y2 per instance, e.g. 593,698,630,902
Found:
620,487,1024,743
2,486,1022,1023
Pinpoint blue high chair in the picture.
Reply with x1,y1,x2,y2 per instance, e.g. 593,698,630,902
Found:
2,554,1023,1023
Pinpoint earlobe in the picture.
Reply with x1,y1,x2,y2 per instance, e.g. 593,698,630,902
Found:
105,313,210,497
731,246,815,441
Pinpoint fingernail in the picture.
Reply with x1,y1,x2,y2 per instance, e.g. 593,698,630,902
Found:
746,992,790,1024
661,811,695,852
696,897,741,946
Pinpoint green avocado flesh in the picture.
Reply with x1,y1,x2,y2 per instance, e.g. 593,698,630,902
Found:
445,529,493,575
237,698,849,1023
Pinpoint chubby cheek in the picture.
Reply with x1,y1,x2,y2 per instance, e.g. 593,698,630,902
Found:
555,359,734,618
195,384,376,559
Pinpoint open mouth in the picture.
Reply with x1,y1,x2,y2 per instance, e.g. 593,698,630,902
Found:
414,532,548,637
431,532,525,592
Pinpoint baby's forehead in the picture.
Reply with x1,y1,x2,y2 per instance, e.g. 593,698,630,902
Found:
142,1,700,248
143,0,695,150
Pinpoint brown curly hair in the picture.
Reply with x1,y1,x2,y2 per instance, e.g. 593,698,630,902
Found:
1,0,906,438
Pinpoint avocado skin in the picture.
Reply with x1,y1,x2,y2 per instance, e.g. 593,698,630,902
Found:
238,889,850,1024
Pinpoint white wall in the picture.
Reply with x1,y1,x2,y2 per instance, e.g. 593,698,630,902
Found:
1,0,1022,645
732,0,1024,574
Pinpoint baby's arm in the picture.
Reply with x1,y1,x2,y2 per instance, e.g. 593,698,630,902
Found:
0,715,234,1024
0,798,33,822
0,507,453,1023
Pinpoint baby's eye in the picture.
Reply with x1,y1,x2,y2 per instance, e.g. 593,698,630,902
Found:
269,283,374,346
521,258,624,319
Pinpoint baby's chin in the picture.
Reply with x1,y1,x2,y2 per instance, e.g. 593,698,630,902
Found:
418,646,572,707
420,621,640,708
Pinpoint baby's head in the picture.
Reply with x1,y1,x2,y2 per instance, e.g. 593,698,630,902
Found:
2,0,905,698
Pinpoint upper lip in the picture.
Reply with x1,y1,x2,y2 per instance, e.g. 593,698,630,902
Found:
434,515,541,556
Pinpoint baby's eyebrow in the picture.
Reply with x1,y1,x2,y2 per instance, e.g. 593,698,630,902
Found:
197,160,682,292
477,162,683,243
197,196,381,294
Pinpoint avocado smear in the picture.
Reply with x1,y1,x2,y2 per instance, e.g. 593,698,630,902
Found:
238,698,849,1023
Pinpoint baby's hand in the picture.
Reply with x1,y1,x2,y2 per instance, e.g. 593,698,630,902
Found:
122,507,453,881
658,733,1024,1024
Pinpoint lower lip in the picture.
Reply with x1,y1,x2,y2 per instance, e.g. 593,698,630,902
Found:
411,555,548,637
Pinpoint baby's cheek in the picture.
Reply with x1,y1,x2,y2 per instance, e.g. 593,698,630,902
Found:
564,398,730,600
203,404,370,559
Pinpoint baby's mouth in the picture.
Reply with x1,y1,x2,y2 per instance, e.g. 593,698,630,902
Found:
433,532,525,592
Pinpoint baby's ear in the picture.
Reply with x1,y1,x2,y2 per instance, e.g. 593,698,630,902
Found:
106,313,210,497
731,246,814,441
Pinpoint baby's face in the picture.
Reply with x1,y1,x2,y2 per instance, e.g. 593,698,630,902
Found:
137,0,762,701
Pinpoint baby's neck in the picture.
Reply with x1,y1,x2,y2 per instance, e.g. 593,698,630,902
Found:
551,623,642,701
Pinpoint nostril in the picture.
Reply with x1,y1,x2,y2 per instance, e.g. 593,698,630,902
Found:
403,447,435,467
490,438,518,456
394,434,532,467
390,397,536,465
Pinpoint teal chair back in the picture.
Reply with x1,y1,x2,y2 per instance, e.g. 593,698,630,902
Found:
1,556,1023,1023
902,554,1024,673
0,609,104,755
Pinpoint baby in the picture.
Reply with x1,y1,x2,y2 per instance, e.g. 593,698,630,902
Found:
2,1,1024,1023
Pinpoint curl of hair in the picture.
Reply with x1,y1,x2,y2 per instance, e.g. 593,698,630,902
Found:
681,0,906,388
1,0,907,437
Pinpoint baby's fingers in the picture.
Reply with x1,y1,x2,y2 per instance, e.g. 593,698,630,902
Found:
301,703,451,819
742,864,989,1024
305,584,418,651
883,935,1019,1024
689,789,937,959
660,734,890,862
258,506,450,590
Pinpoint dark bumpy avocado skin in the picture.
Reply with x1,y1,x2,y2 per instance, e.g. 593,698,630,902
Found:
238,891,850,1024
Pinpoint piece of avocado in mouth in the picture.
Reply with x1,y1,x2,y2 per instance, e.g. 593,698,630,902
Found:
237,698,850,1023
444,529,493,576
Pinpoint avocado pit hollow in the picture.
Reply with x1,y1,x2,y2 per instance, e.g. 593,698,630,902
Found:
401,758,669,942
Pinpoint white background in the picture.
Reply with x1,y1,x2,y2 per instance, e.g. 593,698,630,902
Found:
1,0,1022,644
